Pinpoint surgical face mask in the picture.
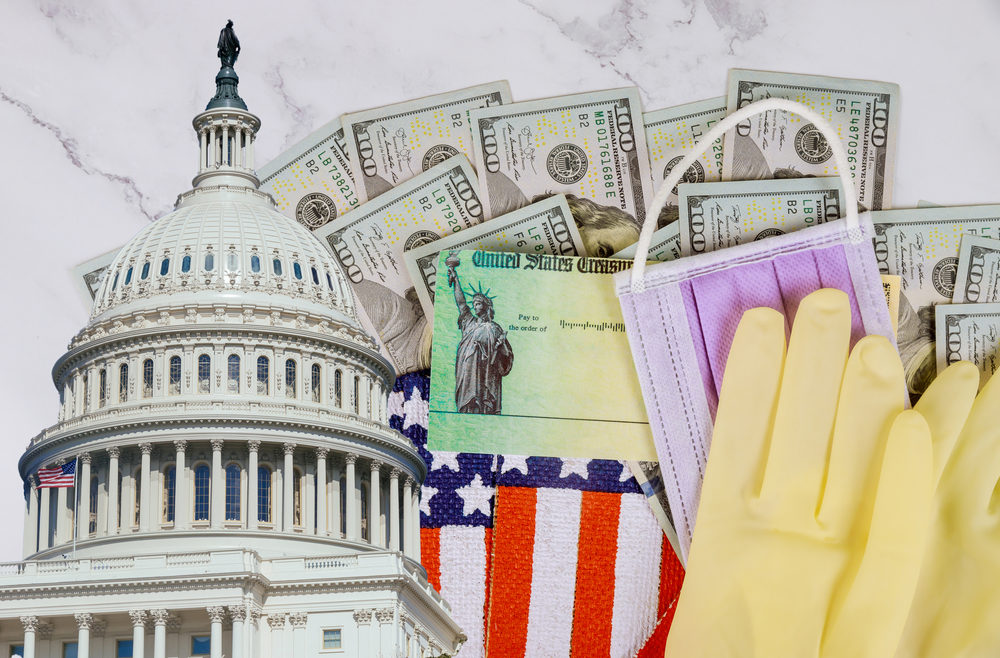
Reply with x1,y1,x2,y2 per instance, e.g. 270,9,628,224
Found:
615,98,895,562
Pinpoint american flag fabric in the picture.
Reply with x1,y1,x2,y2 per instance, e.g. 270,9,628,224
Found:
388,372,685,657
36,460,76,488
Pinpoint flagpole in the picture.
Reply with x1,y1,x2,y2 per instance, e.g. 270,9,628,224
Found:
72,458,78,558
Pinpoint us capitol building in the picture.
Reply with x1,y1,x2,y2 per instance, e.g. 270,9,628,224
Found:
0,24,463,658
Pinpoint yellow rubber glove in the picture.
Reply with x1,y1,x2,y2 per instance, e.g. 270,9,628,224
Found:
896,362,998,657
666,289,934,658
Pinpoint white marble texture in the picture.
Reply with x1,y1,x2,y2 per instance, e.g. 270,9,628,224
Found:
1,0,998,561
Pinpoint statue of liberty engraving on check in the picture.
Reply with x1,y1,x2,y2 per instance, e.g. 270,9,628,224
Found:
445,252,514,414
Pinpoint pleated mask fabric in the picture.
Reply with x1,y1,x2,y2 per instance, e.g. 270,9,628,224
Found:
615,98,895,562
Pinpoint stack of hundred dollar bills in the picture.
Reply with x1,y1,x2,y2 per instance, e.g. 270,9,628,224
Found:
74,69,1000,559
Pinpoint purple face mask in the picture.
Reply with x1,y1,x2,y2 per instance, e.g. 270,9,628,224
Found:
615,99,895,561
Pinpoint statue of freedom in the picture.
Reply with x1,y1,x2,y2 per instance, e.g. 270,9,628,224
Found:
218,20,241,68
446,254,514,414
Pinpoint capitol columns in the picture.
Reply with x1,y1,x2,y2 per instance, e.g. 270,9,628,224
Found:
174,440,188,530
402,477,414,559
138,443,152,532
282,443,296,532
77,453,92,540
247,440,260,530
150,609,168,658
106,446,120,535
228,604,247,658
267,613,286,658
316,448,329,536
290,612,308,655
74,612,93,658
38,480,50,551
129,610,147,658
370,460,383,547
20,615,38,658
210,439,224,529
412,482,422,559
207,606,225,658
389,468,401,552
345,453,358,541
22,475,38,557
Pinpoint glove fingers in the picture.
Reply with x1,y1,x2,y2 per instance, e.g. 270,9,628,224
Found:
700,306,785,513
817,336,905,538
945,369,1000,517
823,410,933,658
760,289,851,521
913,360,980,487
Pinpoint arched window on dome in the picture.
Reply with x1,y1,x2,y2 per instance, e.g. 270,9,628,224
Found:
124,266,134,286
169,356,182,396
226,251,239,272
142,359,153,398
360,480,369,541
198,354,211,394
257,356,270,395
133,466,141,528
162,466,176,524
311,266,320,285
293,467,303,527
193,464,210,522
225,464,241,521
293,262,303,280
98,368,107,409
112,271,119,291
140,261,150,280
353,376,360,414
227,354,240,393
257,466,272,524
251,254,261,273
82,372,90,413
326,272,334,290
311,364,321,403
204,252,215,272
285,359,297,399
272,258,282,276
89,476,99,536
159,257,170,277
119,363,128,403
334,370,343,408
181,254,192,273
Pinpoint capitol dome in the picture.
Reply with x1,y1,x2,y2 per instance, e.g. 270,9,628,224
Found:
1,28,462,658
90,186,360,332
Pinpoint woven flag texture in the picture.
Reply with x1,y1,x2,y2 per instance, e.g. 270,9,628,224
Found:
388,371,685,657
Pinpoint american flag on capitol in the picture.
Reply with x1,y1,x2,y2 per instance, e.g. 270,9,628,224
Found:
389,372,684,658
36,460,76,488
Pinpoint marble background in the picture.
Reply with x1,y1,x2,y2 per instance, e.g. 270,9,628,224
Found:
1,0,996,561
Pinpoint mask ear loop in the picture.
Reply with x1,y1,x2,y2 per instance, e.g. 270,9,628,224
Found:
630,98,861,293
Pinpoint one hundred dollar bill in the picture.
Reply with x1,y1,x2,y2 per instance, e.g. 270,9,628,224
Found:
315,155,485,374
644,97,727,231
428,249,655,460
953,235,1000,303
72,247,120,304
883,274,901,336
612,222,682,263
935,303,1000,386
872,206,1000,399
403,195,586,323
341,82,512,202
677,176,844,255
627,460,682,563
723,69,900,211
257,117,361,230
469,88,654,258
